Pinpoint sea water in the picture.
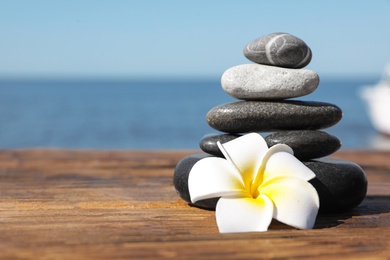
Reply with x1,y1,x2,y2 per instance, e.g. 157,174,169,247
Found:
0,78,387,150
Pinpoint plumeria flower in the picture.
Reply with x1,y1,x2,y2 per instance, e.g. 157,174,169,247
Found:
188,133,319,233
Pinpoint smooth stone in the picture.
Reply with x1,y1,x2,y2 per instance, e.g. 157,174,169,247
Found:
173,154,218,209
199,133,242,157
243,32,312,68
305,158,367,213
206,101,343,133
265,130,341,160
221,64,319,100
173,155,367,213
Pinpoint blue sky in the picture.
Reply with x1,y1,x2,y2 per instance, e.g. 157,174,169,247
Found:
1,0,389,80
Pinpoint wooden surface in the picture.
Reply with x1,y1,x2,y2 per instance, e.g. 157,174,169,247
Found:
0,149,389,259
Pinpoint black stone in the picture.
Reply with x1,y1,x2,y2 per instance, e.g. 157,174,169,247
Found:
173,154,367,213
206,100,343,133
305,158,367,213
265,130,341,160
244,32,312,68
173,153,219,209
199,133,242,157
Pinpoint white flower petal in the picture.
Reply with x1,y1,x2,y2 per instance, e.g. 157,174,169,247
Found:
188,157,247,203
260,176,319,229
218,133,269,186
216,195,274,233
262,144,316,184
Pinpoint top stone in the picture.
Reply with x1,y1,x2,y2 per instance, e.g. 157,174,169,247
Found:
244,32,312,68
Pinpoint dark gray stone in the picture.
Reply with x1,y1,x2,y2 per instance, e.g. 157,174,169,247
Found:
173,154,367,213
173,153,218,209
305,158,367,213
265,130,341,160
199,133,242,157
244,32,312,68
206,100,343,133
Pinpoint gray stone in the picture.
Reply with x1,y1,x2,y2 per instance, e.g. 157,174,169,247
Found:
173,153,218,209
265,130,341,160
199,133,242,157
244,32,312,68
305,158,367,213
221,64,319,100
173,154,367,213
206,100,342,133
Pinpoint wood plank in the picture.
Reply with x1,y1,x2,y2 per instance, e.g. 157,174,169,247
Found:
0,149,389,259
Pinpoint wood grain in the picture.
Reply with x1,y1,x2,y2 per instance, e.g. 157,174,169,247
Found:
0,149,389,259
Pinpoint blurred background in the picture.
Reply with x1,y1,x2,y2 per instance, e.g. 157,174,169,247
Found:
1,0,390,150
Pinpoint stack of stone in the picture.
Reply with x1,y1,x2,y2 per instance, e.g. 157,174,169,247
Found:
174,33,367,213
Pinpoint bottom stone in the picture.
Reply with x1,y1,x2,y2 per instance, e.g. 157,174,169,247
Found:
173,154,218,209
173,154,367,213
